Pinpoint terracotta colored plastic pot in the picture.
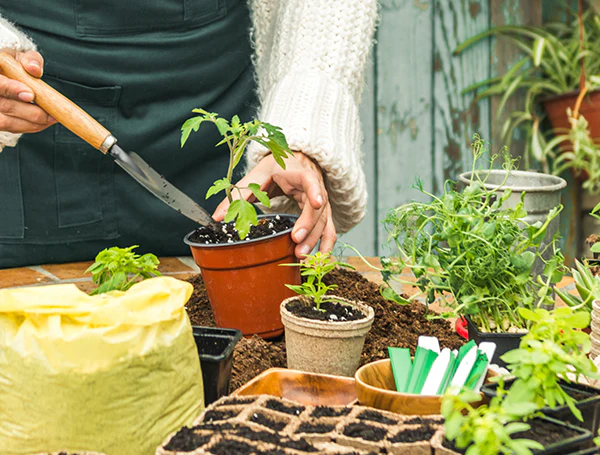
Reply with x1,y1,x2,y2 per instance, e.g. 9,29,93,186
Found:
543,90,600,181
184,214,300,339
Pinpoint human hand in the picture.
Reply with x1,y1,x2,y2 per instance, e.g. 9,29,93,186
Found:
213,152,336,258
0,49,55,133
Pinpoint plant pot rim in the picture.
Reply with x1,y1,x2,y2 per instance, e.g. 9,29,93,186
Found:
540,88,600,105
465,315,526,338
280,295,375,330
184,213,298,249
458,169,566,193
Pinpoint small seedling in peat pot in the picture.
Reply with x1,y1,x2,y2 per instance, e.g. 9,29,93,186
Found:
283,252,355,312
85,245,161,295
181,109,293,240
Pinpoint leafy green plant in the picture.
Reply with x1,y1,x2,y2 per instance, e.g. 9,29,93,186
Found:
379,135,565,332
500,306,598,422
85,245,161,295
181,109,293,239
555,259,600,311
283,252,354,311
442,388,542,455
455,5,600,192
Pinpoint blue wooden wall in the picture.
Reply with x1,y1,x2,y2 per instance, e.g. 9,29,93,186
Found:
341,0,551,257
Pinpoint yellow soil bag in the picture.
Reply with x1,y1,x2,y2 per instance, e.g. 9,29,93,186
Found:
0,277,204,455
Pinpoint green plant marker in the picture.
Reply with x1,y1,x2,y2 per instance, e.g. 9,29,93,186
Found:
439,340,476,394
436,351,458,395
464,350,489,391
406,339,439,395
388,347,412,393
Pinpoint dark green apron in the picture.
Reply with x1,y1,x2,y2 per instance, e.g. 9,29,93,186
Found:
0,0,256,268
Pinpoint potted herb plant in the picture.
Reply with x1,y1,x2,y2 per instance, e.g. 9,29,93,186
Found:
437,387,593,455
86,245,242,405
279,252,375,377
483,306,600,434
181,109,300,339
454,1,600,193
379,136,565,365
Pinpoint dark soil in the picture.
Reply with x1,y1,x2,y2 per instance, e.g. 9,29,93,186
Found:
357,409,399,425
265,398,305,415
232,425,317,451
311,406,352,418
403,416,442,425
286,298,366,321
164,426,212,452
204,409,239,422
217,396,256,406
342,422,388,442
192,422,236,432
185,267,463,390
208,438,256,455
297,421,336,434
442,418,583,454
189,215,294,245
250,412,288,431
389,425,437,443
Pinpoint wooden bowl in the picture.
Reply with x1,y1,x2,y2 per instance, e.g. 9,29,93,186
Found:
231,367,357,406
355,359,493,415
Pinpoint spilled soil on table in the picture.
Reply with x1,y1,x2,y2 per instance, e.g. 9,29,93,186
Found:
185,268,463,391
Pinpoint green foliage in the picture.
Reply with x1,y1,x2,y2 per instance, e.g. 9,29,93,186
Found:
555,259,600,312
455,8,600,192
181,109,292,239
500,306,598,422
380,135,565,332
283,252,354,311
85,246,161,295
442,388,542,455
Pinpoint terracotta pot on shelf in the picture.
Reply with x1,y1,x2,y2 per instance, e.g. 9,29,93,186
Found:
280,296,375,377
184,214,300,339
543,89,600,182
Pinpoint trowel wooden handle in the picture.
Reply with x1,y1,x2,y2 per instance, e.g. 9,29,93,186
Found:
0,52,113,152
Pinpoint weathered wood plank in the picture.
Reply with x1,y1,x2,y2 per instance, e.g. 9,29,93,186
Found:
339,56,377,256
433,0,491,190
490,1,542,161
375,0,434,254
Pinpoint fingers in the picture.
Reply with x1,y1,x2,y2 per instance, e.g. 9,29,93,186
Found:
318,215,337,254
0,113,54,133
0,74,35,102
15,50,44,78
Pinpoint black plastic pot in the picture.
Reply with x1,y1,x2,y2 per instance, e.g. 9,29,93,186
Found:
483,378,600,435
530,417,592,455
193,326,242,405
465,316,525,367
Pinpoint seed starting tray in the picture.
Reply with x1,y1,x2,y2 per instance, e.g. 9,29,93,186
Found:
157,395,444,455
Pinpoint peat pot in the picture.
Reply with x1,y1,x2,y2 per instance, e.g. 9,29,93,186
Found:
280,296,375,377
465,316,525,368
458,169,566,277
483,378,600,436
193,326,242,405
185,214,300,339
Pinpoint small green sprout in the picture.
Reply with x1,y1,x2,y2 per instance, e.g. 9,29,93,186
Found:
181,109,293,239
283,252,355,311
85,245,161,295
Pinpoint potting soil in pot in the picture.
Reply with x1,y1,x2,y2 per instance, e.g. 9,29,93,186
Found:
158,395,445,455
189,216,295,244
0,277,204,455
186,268,464,390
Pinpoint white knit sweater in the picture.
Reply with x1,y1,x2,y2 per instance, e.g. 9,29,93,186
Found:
0,0,377,233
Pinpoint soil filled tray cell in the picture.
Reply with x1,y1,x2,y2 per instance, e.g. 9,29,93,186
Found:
334,420,391,453
387,424,438,455
355,408,403,426
247,409,293,432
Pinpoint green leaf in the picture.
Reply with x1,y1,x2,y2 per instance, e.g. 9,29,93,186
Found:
380,286,411,305
225,199,258,240
205,177,231,199
532,37,546,66
248,183,271,207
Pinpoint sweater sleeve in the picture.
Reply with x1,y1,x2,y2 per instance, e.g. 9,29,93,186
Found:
0,17,37,151
248,0,378,234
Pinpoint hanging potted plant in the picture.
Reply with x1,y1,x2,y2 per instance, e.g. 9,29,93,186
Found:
454,0,600,194
181,109,300,339
379,136,565,366
279,252,375,377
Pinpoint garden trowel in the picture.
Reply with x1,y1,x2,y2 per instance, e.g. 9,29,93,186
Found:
0,52,219,229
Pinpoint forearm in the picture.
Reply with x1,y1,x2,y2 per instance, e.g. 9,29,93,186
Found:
248,0,378,233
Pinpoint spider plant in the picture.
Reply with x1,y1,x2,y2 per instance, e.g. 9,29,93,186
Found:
455,3,600,192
